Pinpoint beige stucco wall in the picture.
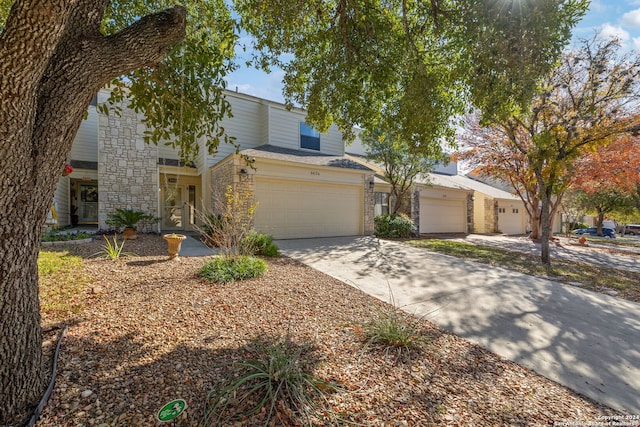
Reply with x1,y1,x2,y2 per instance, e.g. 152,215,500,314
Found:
209,154,374,237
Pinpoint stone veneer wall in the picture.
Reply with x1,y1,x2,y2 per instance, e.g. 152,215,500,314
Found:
363,175,375,235
209,155,255,226
466,193,474,234
209,156,236,211
97,99,159,232
412,188,420,235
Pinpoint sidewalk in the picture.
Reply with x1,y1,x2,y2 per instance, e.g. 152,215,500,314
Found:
177,234,217,257
276,236,640,414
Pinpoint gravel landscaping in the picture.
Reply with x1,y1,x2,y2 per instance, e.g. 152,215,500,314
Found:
35,234,621,426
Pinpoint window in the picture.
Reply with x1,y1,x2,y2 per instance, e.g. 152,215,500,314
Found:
512,208,519,214
498,207,506,213
374,192,389,216
300,122,320,151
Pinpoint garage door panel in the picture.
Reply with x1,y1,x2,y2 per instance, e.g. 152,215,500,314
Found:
254,178,362,239
499,210,524,235
419,198,465,233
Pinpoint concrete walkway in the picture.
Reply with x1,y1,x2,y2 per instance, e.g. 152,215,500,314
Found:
458,234,640,273
177,234,217,257
275,236,640,414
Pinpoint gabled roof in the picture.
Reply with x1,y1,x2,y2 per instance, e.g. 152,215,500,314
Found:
344,153,520,200
418,172,469,190
460,175,521,200
241,145,372,171
417,173,520,200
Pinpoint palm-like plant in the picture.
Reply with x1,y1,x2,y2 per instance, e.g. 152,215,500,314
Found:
106,208,155,230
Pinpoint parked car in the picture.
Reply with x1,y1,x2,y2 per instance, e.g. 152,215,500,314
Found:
622,224,640,235
572,227,617,238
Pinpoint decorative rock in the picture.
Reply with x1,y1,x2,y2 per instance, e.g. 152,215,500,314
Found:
81,389,94,398
606,290,618,297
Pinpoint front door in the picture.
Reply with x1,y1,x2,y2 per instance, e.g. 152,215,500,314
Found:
161,184,197,231
78,183,99,224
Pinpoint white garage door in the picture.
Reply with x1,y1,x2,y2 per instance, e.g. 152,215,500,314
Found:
499,208,524,235
419,198,466,233
254,178,362,239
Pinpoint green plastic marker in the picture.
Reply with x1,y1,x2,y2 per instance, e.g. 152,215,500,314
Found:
157,399,187,422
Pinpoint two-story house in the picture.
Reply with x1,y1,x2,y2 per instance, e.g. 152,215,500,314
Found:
53,89,375,239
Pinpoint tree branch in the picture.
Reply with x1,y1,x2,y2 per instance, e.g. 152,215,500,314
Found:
98,6,187,76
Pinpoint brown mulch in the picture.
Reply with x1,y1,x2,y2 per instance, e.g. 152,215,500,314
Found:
34,234,620,426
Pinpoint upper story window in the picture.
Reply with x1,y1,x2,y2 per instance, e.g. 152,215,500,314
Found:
300,122,320,151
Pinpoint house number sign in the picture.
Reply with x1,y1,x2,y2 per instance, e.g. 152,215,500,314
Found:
310,171,320,176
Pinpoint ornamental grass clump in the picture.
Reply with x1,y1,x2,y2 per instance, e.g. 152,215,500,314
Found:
359,304,426,363
199,255,267,284
201,336,337,426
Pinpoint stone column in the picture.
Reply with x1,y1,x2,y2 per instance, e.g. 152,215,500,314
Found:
467,192,475,234
412,187,421,235
364,175,375,235
97,97,159,232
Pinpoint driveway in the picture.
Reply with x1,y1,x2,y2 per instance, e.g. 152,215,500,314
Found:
276,236,640,414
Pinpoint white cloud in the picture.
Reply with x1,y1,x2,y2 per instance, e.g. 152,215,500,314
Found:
633,36,640,52
597,23,630,42
588,0,608,13
620,8,640,29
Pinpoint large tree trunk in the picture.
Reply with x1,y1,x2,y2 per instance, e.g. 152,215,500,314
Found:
0,2,186,421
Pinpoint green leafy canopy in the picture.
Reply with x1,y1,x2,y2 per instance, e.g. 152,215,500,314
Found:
235,0,588,153
1,0,588,159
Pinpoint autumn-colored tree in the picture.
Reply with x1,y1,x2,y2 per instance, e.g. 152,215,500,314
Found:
459,116,563,240
459,37,640,264
0,0,586,420
572,136,640,233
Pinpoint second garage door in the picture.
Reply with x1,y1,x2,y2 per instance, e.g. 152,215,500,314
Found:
254,178,362,239
419,197,466,233
499,207,525,235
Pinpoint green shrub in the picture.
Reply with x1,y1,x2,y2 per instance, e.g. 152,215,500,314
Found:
201,336,336,426
42,230,92,242
199,255,267,283
242,230,280,257
374,213,414,238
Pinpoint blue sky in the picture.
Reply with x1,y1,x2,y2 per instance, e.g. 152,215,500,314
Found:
225,1,640,104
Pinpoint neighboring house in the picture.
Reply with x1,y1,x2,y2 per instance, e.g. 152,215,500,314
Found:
345,139,528,235
53,89,375,239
